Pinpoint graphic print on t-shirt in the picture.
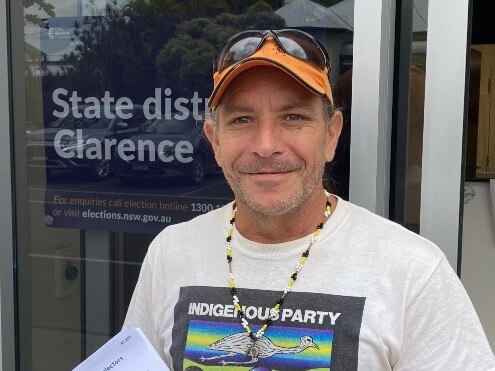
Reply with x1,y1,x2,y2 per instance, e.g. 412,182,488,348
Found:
184,320,332,369
171,286,365,370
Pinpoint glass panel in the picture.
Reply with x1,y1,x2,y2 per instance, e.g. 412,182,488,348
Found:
461,0,495,351
403,0,428,232
391,0,428,232
16,0,355,369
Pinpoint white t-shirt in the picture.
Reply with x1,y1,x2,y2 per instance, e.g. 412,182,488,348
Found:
124,198,495,370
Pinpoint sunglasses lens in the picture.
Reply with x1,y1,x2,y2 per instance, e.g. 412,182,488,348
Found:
216,33,263,72
277,31,327,70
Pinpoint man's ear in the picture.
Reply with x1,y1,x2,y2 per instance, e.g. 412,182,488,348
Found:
204,118,222,167
324,110,343,162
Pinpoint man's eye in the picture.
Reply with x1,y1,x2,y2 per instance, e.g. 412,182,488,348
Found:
231,117,250,124
286,114,302,121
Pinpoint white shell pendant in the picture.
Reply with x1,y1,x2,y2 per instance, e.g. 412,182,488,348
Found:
248,344,259,358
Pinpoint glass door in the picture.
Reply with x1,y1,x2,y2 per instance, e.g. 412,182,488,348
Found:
390,0,429,232
11,1,358,369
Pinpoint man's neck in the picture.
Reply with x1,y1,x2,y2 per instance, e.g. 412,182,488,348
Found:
233,189,336,244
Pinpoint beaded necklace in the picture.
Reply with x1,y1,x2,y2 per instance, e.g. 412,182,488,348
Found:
225,192,332,357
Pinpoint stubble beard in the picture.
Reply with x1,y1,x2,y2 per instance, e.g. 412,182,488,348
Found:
224,156,327,217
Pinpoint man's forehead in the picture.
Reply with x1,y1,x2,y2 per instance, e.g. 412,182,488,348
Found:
221,99,317,115
220,67,318,107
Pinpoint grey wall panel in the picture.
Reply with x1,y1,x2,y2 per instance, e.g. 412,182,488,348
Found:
0,0,15,368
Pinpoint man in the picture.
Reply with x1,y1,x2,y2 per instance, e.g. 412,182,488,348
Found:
125,29,495,370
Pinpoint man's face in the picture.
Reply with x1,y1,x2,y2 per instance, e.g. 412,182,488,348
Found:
205,66,342,216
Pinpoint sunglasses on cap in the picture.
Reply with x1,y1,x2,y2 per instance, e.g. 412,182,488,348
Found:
213,29,330,74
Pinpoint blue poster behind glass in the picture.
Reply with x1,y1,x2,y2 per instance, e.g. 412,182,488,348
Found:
31,12,241,234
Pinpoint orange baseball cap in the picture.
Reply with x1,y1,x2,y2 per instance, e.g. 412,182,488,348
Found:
208,36,333,111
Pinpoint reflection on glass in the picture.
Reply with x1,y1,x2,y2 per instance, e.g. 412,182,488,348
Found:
468,45,495,178
18,1,354,369
49,116,112,129
115,116,217,186
403,0,428,232
146,118,198,134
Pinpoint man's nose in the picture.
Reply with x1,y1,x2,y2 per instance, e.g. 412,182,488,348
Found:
250,117,283,158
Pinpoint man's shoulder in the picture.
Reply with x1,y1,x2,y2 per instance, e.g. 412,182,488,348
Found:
340,200,445,264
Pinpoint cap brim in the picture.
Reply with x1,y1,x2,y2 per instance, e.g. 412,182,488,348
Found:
208,58,326,110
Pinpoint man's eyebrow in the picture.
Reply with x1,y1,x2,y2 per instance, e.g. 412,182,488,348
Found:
221,101,314,115
276,101,314,112
222,104,256,114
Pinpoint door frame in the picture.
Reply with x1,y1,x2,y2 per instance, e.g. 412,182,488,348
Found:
0,0,16,368
419,0,470,271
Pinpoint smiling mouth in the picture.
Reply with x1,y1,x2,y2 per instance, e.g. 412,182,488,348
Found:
256,170,292,174
244,169,296,175
244,170,298,179
235,160,303,175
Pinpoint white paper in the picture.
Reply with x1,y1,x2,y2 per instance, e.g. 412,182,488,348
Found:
73,327,170,371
